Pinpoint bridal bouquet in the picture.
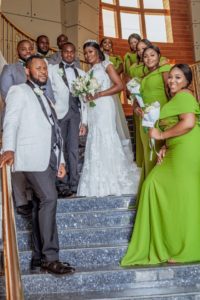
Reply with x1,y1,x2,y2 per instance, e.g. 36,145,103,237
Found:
126,78,144,108
142,101,160,160
71,70,100,107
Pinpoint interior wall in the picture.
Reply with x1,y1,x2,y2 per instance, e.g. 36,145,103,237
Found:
191,0,200,61
99,0,195,64
1,0,99,57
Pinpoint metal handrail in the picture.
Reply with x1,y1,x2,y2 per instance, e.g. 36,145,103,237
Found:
1,164,24,300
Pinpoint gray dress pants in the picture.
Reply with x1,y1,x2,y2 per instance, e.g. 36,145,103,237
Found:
23,155,59,262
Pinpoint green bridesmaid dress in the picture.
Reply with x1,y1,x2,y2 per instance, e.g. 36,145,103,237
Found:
124,52,137,75
121,92,200,265
138,64,171,194
129,63,148,168
109,54,123,72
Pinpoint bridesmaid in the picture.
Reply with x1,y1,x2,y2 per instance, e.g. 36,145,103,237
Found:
128,39,152,168
100,37,123,75
124,33,141,76
129,39,152,80
136,45,171,196
121,64,200,265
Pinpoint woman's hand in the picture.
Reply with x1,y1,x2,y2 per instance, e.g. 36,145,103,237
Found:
86,92,101,102
149,128,163,140
134,106,144,117
157,145,167,165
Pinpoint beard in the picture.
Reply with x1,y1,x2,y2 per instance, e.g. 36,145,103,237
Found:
29,74,47,87
37,47,49,56
18,54,31,62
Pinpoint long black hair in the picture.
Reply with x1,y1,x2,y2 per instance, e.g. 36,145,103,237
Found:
83,40,105,61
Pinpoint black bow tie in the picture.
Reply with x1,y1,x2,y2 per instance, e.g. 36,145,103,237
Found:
65,63,75,69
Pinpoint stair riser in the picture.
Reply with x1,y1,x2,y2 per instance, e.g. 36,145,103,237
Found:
56,196,135,213
1,266,200,296
19,247,127,272
16,210,136,231
17,227,133,251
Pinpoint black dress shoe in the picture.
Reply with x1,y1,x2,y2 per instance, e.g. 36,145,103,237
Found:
41,260,75,275
58,190,73,198
16,204,32,217
31,258,41,271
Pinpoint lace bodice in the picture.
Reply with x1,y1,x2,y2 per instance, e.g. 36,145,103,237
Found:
89,61,112,91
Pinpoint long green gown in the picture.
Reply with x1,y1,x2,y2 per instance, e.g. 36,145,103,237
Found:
129,63,149,168
124,52,137,75
109,54,123,72
138,64,171,195
121,92,200,265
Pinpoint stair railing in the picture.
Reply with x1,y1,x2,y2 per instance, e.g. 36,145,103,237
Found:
0,12,88,71
190,61,200,102
1,164,24,300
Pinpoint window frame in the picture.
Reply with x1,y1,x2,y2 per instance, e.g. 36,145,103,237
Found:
101,0,173,43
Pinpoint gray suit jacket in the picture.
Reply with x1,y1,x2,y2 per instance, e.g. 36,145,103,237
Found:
0,61,55,103
3,83,64,171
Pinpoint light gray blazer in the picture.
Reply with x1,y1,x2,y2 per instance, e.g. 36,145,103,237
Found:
3,83,64,172
0,61,55,102
48,64,87,124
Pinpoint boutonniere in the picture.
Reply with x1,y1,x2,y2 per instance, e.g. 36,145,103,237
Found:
58,68,64,76
33,87,44,96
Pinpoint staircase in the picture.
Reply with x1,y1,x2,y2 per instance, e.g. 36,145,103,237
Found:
1,195,200,299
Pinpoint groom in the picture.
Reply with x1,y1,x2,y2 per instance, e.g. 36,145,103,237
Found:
48,42,87,197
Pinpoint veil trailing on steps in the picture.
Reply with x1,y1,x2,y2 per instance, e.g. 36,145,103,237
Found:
0,50,7,241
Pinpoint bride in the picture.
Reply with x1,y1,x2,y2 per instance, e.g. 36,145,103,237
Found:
77,40,140,197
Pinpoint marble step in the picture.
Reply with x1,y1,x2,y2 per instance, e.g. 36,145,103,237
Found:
1,264,200,296
24,286,200,300
55,195,135,213
19,244,128,272
16,209,136,231
17,226,133,251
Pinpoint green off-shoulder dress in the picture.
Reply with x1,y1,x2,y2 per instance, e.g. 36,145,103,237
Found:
124,52,137,75
121,92,200,266
129,63,148,168
109,54,123,72
138,64,171,193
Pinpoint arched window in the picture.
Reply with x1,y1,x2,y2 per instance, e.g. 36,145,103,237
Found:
101,0,173,43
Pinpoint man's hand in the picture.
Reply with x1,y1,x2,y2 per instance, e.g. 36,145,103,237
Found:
79,124,87,136
57,163,66,178
0,151,14,168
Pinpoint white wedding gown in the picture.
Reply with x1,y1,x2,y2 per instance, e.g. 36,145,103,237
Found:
77,61,140,197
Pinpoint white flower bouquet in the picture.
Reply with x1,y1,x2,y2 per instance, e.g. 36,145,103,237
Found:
142,101,160,161
142,101,160,128
126,78,144,108
71,70,100,107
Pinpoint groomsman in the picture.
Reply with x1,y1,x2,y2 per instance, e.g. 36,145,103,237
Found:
0,55,75,275
36,35,51,59
48,34,80,68
0,39,55,216
48,42,87,197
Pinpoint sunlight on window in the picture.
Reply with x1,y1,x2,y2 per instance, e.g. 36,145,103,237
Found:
143,0,164,9
145,14,167,42
101,0,115,4
119,0,139,7
102,9,117,37
120,12,141,39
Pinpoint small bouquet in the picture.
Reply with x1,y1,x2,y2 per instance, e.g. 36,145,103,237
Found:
71,70,100,107
142,101,160,161
126,78,144,108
